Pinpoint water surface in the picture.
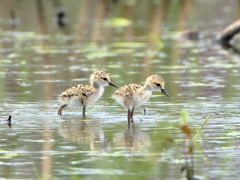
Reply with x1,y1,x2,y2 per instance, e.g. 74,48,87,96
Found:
1,0,240,179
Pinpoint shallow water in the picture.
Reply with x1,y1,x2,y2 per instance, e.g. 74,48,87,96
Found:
1,0,240,180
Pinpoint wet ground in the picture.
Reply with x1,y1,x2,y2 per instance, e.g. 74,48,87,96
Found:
0,0,240,179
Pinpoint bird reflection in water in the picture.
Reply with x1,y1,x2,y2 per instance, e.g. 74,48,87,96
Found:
58,117,109,152
113,125,151,152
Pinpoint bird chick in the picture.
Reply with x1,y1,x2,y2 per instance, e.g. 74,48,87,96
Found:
58,70,117,117
113,74,169,122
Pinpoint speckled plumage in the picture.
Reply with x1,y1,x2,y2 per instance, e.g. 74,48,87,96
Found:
59,84,98,107
58,70,117,116
113,74,169,122
113,83,151,110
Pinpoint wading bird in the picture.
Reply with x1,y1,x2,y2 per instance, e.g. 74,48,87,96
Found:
113,74,169,122
58,70,117,117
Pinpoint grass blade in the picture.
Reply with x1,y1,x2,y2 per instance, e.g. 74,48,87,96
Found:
194,114,210,140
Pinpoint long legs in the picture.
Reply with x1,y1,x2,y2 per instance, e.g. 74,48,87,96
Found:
127,109,131,122
58,104,67,115
130,108,134,120
58,104,86,117
127,107,135,123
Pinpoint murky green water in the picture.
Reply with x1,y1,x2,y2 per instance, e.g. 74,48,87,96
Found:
1,0,240,180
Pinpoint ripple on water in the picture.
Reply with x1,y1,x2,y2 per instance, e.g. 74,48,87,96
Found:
59,168,125,175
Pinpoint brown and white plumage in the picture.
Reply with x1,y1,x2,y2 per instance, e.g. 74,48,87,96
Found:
113,74,169,122
58,70,117,116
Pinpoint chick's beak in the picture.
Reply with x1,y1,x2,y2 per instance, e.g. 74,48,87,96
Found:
109,82,118,88
161,89,170,97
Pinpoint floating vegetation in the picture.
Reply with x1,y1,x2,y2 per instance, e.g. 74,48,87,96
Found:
106,18,131,27
86,51,117,60
0,150,18,159
112,42,146,48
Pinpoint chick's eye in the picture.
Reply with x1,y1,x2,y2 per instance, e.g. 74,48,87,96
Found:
156,83,160,87
102,78,108,81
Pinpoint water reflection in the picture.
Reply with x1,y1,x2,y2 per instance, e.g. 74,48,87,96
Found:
113,125,150,152
41,121,53,180
59,117,151,153
59,117,109,152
